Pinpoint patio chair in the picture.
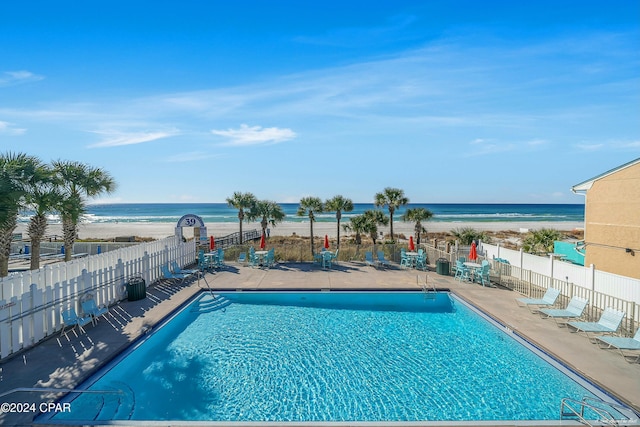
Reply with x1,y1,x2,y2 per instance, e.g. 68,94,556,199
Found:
377,251,391,268
474,261,491,286
322,251,333,269
248,250,260,268
517,287,561,312
60,308,93,337
198,250,210,272
237,252,247,264
365,251,377,268
81,299,109,325
216,248,226,268
415,253,427,271
161,264,190,284
265,248,276,268
171,260,198,276
400,249,412,269
567,307,625,341
332,249,339,264
454,260,470,281
596,328,640,363
539,296,589,326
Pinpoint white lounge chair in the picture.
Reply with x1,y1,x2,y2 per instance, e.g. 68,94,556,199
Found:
568,307,625,341
539,296,588,326
596,329,640,363
517,287,561,312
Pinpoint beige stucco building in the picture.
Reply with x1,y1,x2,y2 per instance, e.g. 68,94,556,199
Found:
572,158,640,279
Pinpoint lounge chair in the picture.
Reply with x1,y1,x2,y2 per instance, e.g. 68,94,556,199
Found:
539,296,589,326
365,251,377,268
60,308,93,337
171,260,198,276
517,287,561,312
567,307,625,341
161,264,190,284
596,329,640,363
376,251,391,268
81,299,109,325
322,251,333,269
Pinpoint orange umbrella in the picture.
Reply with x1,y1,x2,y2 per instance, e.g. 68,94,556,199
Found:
409,236,415,251
209,235,215,251
469,241,477,261
260,233,266,249
324,235,329,249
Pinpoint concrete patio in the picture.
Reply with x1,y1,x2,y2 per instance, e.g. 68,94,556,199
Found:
1,260,639,426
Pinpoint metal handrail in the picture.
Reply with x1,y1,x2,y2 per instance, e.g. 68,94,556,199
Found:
560,396,638,426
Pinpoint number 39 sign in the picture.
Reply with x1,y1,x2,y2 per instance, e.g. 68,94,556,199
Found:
175,214,208,244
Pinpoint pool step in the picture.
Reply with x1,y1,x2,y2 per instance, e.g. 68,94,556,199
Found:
191,294,231,313
95,381,135,421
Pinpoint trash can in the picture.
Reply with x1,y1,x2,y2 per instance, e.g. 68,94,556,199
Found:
436,258,450,276
127,276,146,301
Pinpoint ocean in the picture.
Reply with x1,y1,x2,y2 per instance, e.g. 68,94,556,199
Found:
19,203,584,225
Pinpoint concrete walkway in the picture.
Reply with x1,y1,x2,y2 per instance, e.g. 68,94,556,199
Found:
1,261,639,426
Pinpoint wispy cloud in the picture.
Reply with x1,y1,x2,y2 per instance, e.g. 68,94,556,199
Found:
0,120,26,135
211,124,296,146
575,143,605,151
0,70,44,87
88,129,179,148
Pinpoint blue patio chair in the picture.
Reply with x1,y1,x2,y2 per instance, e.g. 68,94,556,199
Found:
377,251,391,268
540,296,589,326
365,251,377,268
81,299,109,326
237,252,247,264
216,248,226,268
454,260,470,281
331,249,339,264
596,328,640,363
60,308,93,337
322,251,333,269
248,250,260,268
265,248,276,268
517,287,561,312
415,253,427,271
400,248,412,269
474,260,491,286
198,250,210,272
568,307,625,341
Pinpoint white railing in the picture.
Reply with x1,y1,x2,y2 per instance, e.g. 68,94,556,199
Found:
0,236,196,360
481,242,640,305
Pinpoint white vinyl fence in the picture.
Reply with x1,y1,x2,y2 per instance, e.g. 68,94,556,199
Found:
0,236,196,360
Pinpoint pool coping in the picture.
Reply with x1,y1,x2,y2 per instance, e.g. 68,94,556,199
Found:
1,262,639,426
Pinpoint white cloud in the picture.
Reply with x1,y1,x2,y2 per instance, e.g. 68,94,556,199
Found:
88,129,179,148
575,143,604,151
211,124,296,146
164,151,221,163
0,70,44,86
0,120,26,135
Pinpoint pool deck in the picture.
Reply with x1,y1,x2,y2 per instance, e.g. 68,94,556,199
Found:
1,260,639,426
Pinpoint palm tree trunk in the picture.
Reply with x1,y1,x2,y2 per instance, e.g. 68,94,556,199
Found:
0,217,18,277
336,211,342,249
62,216,76,262
310,220,314,256
28,214,48,270
389,212,394,242
238,210,244,244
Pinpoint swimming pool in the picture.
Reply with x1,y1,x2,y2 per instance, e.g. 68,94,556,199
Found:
46,291,622,423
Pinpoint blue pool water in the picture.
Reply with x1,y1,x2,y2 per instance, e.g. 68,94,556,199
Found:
50,291,610,422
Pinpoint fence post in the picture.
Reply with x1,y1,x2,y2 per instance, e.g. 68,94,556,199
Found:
588,263,596,292
142,251,151,285
519,249,524,281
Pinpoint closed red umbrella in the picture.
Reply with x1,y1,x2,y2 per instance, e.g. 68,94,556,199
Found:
409,236,415,251
324,235,329,249
209,235,215,251
469,241,477,261
260,233,266,249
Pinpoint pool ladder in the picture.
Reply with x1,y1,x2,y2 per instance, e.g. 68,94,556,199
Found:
560,396,639,426
418,274,437,299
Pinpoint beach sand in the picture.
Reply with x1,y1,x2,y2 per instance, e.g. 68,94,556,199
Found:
15,220,584,241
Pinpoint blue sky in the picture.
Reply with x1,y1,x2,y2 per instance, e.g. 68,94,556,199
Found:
1,0,638,204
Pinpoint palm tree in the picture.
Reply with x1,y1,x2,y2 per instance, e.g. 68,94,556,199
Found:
343,215,367,245
402,207,433,245
374,187,409,242
522,228,563,255
52,160,116,261
0,152,42,277
450,227,489,245
324,195,353,250
297,197,324,256
226,192,257,244
363,209,389,244
25,163,62,270
247,200,285,241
